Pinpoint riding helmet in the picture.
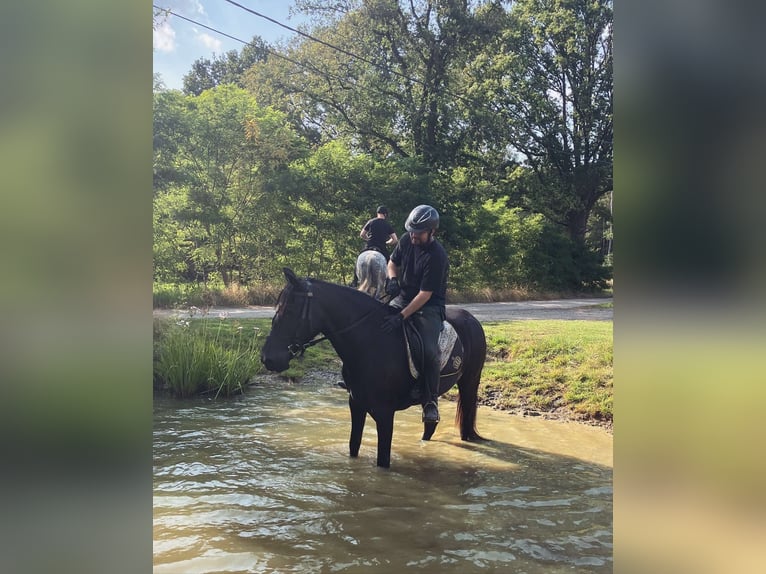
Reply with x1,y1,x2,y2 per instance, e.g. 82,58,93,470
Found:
404,204,439,232
376,205,388,215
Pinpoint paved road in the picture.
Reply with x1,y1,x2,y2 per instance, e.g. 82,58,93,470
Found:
154,297,612,322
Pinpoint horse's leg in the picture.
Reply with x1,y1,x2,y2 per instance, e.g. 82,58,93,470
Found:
372,411,395,468
348,396,366,458
456,354,486,442
422,421,438,441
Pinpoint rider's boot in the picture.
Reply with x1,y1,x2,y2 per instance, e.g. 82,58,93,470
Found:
421,371,440,423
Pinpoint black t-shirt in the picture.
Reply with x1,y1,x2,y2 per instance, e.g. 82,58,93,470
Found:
389,233,448,308
362,217,395,251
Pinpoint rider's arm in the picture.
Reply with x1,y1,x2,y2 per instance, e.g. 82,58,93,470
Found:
387,259,398,278
360,225,370,240
386,232,398,245
400,290,432,319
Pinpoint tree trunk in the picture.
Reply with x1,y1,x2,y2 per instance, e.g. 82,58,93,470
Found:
566,209,588,245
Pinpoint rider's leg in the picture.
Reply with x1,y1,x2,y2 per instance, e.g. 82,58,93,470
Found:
411,307,442,423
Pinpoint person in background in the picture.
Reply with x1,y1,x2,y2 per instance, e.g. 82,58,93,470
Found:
381,205,447,423
350,205,398,287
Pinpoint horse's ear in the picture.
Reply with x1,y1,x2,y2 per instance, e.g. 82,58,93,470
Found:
283,267,298,285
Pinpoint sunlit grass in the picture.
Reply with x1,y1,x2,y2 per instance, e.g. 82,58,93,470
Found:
153,311,613,428
153,315,270,397
446,320,613,423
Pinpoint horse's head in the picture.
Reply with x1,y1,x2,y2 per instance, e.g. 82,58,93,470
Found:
260,268,321,372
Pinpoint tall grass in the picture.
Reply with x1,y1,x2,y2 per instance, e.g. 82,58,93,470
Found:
153,315,268,397
153,309,613,429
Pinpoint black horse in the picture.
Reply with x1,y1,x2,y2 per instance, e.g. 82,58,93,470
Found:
261,268,486,468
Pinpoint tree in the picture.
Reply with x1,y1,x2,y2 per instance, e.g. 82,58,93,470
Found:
183,38,270,96
246,0,495,169
153,85,308,285
466,0,613,246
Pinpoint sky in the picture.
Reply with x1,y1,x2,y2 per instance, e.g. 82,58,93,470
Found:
153,0,307,90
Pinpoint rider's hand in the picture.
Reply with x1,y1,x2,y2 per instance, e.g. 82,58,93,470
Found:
384,277,401,297
381,312,404,333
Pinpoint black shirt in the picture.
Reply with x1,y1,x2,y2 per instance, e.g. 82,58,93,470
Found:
362,217,395,252
389,233,448,308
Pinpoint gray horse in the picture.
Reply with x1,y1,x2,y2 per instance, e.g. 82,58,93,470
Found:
355,250,387,300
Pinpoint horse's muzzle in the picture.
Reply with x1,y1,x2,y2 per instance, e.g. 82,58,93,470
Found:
260,339,290,372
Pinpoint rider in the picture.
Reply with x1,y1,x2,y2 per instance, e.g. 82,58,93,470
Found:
380,205,448,423
351,205,398,287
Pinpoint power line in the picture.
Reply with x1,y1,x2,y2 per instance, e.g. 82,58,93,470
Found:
155,3,490,119
219,0,494,114
154,5,250,47
220,0,433,92
153,5,326,81
154,3,433,123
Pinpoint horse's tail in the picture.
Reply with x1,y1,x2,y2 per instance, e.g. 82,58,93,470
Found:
356,250,387,300
453,310,487,441
358,276,372,295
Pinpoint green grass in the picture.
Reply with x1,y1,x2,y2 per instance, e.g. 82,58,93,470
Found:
153,313,613,428
153,317,270,397
153,315,342,396
456,320,613,423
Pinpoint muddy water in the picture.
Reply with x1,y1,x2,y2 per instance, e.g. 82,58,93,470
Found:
154,378,612,573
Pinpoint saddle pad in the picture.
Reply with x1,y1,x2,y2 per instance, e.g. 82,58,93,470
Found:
407,321,459,379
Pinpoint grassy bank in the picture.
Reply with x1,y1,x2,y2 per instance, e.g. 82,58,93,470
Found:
153,315,268,397
465,320,612,428
153,315,612,429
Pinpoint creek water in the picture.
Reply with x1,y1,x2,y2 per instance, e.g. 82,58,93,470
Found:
154,377,612,573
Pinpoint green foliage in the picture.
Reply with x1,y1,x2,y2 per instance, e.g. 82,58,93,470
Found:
182,38,270,96
466,0,613,245
153,317,268,397
452,197,608,290
459,320,613,421
153,85,309,285
154,1,613,293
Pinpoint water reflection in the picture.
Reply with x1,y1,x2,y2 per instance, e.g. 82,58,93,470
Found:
154,377,612,573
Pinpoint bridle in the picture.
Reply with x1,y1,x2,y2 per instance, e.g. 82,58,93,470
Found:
286,282,322,357
284,280,379,358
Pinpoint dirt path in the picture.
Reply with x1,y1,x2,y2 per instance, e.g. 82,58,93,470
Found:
153,298,613,322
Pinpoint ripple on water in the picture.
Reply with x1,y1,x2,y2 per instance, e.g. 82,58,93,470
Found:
154,383,612,573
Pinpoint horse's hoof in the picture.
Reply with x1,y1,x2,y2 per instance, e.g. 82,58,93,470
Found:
422,421,438,441
422,402,440,423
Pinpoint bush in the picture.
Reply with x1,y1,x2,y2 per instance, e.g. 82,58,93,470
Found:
153,316,265,397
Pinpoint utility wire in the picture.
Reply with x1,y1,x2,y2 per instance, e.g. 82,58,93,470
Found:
154,3,436,126
220,0,489,112
220,0,432,91
155,3,494,119
153,5,327,80
154,5,244,46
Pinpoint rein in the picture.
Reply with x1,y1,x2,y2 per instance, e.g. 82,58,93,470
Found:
287,281,379,357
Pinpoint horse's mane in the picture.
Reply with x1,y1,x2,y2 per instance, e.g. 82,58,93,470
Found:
275,276,387,317
311,278,387,312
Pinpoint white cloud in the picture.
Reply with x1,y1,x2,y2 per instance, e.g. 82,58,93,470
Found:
153,21,176,53
173,0,205,17
198,32,223,52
